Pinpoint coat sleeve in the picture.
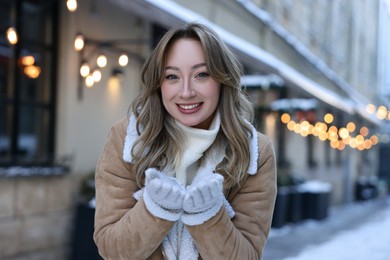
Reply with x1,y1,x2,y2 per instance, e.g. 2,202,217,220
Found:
93,118,174,259
186,133,277,259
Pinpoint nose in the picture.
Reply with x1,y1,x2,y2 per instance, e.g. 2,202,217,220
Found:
179,78,196,99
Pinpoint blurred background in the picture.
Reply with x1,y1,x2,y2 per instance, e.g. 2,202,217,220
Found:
0,0,389,259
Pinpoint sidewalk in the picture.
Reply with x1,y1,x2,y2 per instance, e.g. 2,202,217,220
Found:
263,196,390,260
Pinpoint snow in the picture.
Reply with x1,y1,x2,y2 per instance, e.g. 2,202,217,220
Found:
270,98,318,111
143,0,358,115
241,74,284,88
297,180,332,193
284,205,390,260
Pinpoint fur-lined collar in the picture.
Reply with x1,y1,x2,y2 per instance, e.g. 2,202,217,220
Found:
123,113,259,175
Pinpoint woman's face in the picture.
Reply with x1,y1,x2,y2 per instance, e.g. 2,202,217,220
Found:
161,38,221,130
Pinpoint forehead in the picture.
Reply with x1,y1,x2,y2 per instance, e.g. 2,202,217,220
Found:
165,38,205,63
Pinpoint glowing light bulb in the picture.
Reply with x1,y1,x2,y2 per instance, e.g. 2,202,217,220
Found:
118,53,129,67
92,69,102,82
85,75,94,88
6,27,18,45
24,65,41,78
324,113,334,124
97,54,107,68
346,122,356,132
376,105,388,120
74,34,84,51
80,63,90,77
67,0,78,12
20,56,35,66
280,113,290,124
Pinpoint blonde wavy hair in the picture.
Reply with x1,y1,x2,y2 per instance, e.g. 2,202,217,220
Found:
130,23,254,188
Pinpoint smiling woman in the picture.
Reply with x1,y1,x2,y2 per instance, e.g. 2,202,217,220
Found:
161,39,221,130
93,23,277,260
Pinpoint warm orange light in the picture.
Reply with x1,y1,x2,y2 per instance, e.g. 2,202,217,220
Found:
6,27,18,45
364,140,372,149
346,122,356,132
324,113,334,124
370,135,379,145
337,142,346,150
376,106,388,120
356,135,364,144
287,121,295,131
342,136,351,145
20,56,35,66
281,113,290,124
339,128,349,139
319,132,328,141
349,138,358,148
359,127,369,137
330,140,339,149
24,65,41,78
294,123,301,134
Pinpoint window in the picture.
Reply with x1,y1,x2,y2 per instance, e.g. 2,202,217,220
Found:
0,0,60,173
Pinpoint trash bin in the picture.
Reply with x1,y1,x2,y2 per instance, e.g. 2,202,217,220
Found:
271,186,290,228
287,186,303,223
71,202,102,260
298,181,332,221
355,176,378,201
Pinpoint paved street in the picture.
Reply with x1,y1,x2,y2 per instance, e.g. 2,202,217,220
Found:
263,197,390,260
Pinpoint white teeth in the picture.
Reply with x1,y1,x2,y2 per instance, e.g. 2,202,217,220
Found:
179,103,200,110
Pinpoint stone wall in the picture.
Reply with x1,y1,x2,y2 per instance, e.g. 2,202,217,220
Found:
0,175,74,259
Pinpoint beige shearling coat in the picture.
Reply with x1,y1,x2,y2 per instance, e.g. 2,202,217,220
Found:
93,116,277,259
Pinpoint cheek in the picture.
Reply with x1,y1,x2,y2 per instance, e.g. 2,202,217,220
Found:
160,85,171,109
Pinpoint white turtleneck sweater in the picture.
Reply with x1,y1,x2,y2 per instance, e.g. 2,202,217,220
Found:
173,113,220,186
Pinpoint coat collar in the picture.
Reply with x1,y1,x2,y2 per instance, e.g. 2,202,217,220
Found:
123,113,259,175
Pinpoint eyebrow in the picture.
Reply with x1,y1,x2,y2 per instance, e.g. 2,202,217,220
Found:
165,63,207,71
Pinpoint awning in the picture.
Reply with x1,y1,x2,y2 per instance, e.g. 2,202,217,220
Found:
110,0,381,125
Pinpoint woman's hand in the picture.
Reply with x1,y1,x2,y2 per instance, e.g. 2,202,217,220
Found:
182,172,224,225
144,168,185,221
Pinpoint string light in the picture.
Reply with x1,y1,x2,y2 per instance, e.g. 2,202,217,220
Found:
6,27,18,45
24,65,41,79
20,56,35,66
74,33,84,51
85,75,94,88
80,62,90,77
366,103,390,121
376,105,388,120
97,54,107,68
66,0,78,12
118,53,129,67
324,113,334,124
280,112,379,151
92,69,102,82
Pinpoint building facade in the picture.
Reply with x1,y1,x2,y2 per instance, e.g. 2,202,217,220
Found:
0,0,388,258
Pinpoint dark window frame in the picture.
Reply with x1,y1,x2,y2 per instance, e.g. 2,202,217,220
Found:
0,0,66,176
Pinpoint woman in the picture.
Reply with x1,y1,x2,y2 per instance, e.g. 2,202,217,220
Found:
93,23,277,259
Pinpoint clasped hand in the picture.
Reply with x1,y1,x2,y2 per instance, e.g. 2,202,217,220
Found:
145,168,224,222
